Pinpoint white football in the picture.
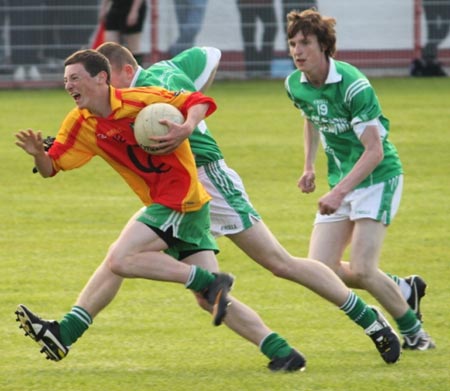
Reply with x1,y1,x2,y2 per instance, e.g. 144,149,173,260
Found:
134,103,184,153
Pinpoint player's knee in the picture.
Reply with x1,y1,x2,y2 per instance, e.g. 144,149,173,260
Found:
269,261,291,278
107,254,125,276
107,249,131,277
353,268,374,285
256,251,294,278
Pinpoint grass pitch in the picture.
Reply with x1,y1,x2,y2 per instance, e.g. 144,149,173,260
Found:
1,78,449,391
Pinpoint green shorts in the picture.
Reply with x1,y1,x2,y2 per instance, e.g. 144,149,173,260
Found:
137,202,219,260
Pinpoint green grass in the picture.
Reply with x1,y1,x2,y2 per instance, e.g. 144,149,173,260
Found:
1,78,450,391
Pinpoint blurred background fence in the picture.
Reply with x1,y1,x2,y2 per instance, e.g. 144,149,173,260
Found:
1,0,449,88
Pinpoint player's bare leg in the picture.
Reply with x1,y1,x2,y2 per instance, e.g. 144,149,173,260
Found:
308,219,434,350
228,221,350,305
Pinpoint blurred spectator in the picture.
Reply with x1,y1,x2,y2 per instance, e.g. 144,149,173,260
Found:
411,0,449,76
281,0,317,30
169,0,208,56
0,1,5,56
99,0,147,64
8,0,45,80
237,0,277,77
2,0,98,80
43,0,99,63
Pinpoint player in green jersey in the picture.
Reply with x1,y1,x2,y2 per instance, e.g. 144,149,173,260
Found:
284,9,435,350
99,43,426,323
92,42,407,365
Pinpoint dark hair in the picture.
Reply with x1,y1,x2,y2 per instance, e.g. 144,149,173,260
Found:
64,49,111,83
287,9,337,58
97,42,138,70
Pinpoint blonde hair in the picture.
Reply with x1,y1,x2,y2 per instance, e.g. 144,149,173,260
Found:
97,42,139,70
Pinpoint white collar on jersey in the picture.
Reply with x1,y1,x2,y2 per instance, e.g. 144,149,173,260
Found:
300,58,342,84
130,66,144,87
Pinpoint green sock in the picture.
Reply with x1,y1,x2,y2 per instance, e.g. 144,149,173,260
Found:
59,306,93,346
386,272,400,284
340,291,377,329
185,265,215,292
260,332,292,359
395,308,421,336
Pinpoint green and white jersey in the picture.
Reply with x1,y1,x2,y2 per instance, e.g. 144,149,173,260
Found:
285,58,403,190
132,47,224,167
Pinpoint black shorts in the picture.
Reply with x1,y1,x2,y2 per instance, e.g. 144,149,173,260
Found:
105,0,147,34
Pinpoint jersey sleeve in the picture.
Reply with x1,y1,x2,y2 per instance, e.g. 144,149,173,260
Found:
48,109,95,173
193,47,221,91
171,47,221,91
179,91,217,118
284,72,304,111
346,76,383,127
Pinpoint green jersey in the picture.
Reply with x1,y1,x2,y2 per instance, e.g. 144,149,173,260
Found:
133,47,223,167
285,58,403,189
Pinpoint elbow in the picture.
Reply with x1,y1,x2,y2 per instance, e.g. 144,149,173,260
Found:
39,167,57,178
373,148,383,165
376,148,384,164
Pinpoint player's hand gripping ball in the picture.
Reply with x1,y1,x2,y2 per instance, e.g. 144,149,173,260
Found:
134,103,184,153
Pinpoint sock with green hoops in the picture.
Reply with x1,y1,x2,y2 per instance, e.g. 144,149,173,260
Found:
395,308,422,336
340,291,378,330
386,273,401,284
185,265,216,292
260,332,293,359
59,306,93,347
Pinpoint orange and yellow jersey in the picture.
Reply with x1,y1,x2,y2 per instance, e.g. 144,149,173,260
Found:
48,86,217,212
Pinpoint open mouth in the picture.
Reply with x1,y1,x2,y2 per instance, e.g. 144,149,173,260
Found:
72,93,81,103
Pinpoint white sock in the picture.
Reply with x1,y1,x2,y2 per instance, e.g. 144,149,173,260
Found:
399,278,412,300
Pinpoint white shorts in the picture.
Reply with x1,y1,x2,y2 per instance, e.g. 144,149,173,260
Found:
197,159,261,237
314,175,403,226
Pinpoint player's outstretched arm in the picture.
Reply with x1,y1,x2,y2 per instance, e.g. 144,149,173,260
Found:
15,129,54,177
